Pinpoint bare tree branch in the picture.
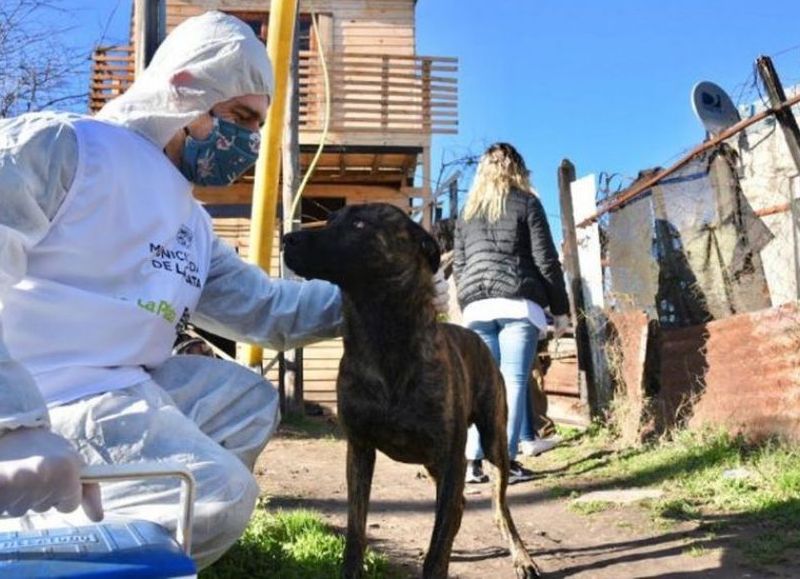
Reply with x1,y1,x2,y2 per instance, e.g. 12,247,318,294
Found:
0,0,88,118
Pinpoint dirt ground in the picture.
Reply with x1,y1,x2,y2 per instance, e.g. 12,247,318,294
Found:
254,422,788,578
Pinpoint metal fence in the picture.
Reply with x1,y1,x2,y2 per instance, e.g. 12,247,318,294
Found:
583,94,800,328
565,58,800,438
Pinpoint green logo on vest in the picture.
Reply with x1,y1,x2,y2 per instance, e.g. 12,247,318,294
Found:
137,298,177,323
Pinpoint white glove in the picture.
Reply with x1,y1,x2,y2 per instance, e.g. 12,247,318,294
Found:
0,427,103,521
432,268,450,315
553,314,571,339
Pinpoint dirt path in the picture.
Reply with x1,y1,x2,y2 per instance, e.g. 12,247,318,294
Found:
254,424,781,578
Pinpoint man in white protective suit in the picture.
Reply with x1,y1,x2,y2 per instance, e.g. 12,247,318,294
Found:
0,11,345,568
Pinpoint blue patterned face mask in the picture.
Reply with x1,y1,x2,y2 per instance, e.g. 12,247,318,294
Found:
179,116,261,186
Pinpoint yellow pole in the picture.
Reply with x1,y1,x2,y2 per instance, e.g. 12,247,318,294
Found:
243,0,299,366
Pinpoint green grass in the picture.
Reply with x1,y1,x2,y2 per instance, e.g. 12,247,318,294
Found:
685,544,710,558
279,412,343,440
568,500,613,515
534,427,800,567
202,509,390,579
740,529,800,565
208,423,800,574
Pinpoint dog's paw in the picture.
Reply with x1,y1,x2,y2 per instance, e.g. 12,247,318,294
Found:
515,561,543,579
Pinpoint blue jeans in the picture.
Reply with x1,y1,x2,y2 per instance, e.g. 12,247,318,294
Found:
465,318,539,460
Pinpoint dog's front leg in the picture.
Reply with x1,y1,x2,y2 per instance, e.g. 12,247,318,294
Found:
423,457,466,579
343,439,376,579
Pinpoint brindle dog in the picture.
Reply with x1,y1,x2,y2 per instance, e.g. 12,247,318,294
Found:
283,203,541,579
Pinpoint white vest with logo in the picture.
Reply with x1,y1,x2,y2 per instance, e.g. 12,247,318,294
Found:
1,117,214,405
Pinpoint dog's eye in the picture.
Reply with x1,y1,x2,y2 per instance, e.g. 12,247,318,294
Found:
352,220,365,229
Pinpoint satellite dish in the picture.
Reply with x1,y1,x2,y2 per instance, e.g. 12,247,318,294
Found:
691,81,741,136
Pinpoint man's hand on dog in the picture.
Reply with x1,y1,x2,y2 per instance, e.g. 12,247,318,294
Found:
432,268,450,315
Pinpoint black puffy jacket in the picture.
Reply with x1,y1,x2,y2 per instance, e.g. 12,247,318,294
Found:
453,188,569,316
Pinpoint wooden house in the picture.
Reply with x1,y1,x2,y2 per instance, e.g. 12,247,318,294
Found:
89,0,458,412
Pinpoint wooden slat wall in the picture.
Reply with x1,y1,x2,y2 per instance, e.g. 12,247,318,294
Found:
299,52,458,134
303,339,343,408
154,2,431,148
164,0,415,56
88,47,135,114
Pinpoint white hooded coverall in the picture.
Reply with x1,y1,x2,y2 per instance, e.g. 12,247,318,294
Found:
0,11,342,568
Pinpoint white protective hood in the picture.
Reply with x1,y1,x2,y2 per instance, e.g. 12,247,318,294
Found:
97,11,273,149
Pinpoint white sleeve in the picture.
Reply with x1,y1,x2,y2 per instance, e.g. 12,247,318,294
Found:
0,115,78,432
192,236,343,352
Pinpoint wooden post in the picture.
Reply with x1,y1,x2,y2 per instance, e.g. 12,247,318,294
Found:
756,56,800,300
449,178,459,220
280,13,303,416
381,56,390,133
421,59,433,229
422,146,433,229
558,159,596,416
134,0,164,75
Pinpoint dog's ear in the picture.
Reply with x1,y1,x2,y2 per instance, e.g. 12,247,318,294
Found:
409,220,441,273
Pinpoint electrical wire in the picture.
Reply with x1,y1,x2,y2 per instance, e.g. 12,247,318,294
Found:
288,10,331,224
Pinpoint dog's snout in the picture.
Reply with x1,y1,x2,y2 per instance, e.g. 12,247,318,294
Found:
283,232,299,246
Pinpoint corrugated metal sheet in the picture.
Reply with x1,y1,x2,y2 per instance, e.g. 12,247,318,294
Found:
605,311,652,442
657,302,800,440
607,311,650,405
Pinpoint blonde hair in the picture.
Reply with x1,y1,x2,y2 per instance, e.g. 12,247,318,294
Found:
462,142,536,222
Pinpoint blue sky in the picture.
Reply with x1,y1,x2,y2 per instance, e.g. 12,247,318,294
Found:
416,0,800,229
53,1,800,234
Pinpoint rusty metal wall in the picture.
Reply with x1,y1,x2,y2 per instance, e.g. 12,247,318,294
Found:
602,303,800,441
658,302,800,441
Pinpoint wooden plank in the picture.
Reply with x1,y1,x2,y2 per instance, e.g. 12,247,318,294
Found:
91,55,134,63
301,97,457,108
297,128,428,148
93,65,135,73
303,115,457,126
309,69,457,84
91,80,135,88
301,51,456,63
300,86,458,100
300,62,457,74
302,82,457,95
304,125,458,135
337,27,413,38
303,359,343,369
195,184,252,205
302,103,456,118
300,71,457,87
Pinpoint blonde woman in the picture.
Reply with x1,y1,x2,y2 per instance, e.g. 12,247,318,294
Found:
453,142,570,484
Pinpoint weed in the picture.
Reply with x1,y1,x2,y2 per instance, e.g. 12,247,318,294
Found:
548,486,573,499
685,544,709,558
202,509,389,579
541,425,800,565
740,529,800,566
280,413,342,440
616,521,634,530
653,498,700,521
569,500,613,515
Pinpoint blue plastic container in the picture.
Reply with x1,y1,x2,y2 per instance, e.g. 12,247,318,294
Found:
0,520,197,578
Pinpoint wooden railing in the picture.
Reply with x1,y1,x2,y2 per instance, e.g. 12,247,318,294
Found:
89,46,458,135
89,45,135,113
299,51,458,134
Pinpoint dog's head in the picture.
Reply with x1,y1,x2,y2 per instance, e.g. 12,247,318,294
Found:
283,203,440,292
